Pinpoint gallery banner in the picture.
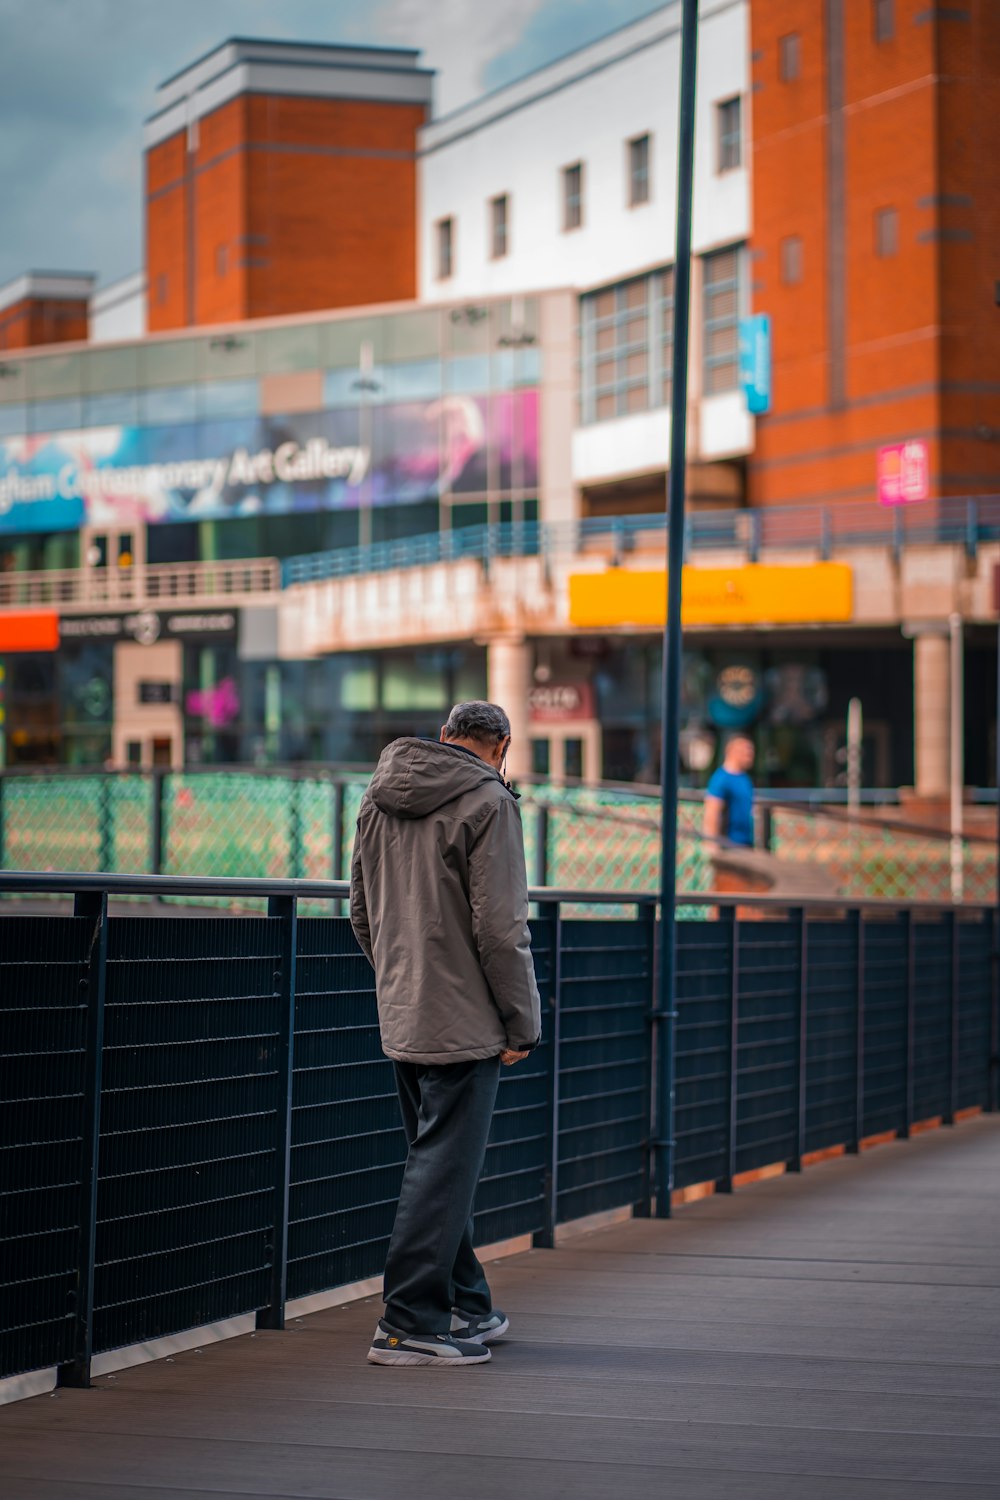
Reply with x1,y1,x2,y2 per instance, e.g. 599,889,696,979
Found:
0,391,539,534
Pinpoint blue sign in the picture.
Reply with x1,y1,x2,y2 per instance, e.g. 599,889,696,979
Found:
739,314,771,416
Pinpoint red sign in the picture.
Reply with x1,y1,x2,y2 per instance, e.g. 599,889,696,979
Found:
877,441,930,506
529,682,595,723
0,611,59,652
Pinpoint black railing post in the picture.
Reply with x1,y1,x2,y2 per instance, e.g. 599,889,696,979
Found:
535,804,550,888
718,905,739,1192
654,0,699,1221
902,910,915,1138
636,901,656,1218
257,893,298,1330
533,901,562,1248
788,907,808,1172
759,803,774,854
150,770,166,877
289,778,304,881
98,776,114,873
849,907,865,1152
332,780,346,882
990,905,1000,1114
58,889,109,1389
946,909,958,1125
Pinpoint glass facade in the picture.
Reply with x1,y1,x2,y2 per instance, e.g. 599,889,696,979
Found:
180,645,487,767
590,637,917,790
0,298,543,565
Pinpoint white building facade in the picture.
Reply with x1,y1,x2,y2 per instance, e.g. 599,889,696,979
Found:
418,0,753,507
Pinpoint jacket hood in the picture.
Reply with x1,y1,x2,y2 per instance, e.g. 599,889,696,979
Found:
368,737,504,819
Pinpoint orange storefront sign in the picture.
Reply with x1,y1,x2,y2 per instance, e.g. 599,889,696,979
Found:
0,611,60,651
568,563,853,629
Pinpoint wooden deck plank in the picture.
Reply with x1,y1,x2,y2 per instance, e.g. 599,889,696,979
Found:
2,1116,998,1500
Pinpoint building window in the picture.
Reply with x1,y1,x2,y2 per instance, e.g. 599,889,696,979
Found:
579,265,674,424
874,0,894,42
875,207,899,257
779,33,801,81
628,134,651,207
490,195,509,259
563,163,584,231
717,98,742,172
436,218,454,280
703,246,743,394
780,235,804,285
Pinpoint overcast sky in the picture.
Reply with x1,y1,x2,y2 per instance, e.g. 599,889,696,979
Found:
0,0,657,291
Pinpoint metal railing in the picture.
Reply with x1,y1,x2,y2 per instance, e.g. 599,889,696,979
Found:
1,868,996,1388
0,556,281,609
281,494,1000,587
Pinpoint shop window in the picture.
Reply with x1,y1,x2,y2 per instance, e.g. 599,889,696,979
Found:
531,739,551,777
564,738,584,779
436,218,454,280
875,207,899,258
781,235,804,285
628,134,651,206
702,246,743,394
579,266,674,423
717,98,742,173
563,163,584,231
779,33,801,82
490,195,509,259
873,0,894,42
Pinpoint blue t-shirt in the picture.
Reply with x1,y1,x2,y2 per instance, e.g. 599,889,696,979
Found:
706,767,754,847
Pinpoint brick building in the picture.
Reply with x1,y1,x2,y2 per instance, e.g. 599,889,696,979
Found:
143,39,433,331
749,0,1000,506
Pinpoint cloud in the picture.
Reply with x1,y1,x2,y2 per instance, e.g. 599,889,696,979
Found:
375,0,547,114
483,0,662,94
0,0,619,287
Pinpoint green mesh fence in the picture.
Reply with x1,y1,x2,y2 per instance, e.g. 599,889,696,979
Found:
0,771,994,910
770,809,996,904
0,776,151,874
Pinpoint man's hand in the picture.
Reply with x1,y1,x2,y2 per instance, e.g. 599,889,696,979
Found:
500,1048,530,1066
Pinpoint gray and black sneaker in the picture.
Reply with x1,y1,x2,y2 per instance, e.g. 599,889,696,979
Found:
450,1308,510,1344
367,1318,492,1367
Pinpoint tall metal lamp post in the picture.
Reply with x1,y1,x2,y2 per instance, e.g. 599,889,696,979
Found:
654,0,699,1217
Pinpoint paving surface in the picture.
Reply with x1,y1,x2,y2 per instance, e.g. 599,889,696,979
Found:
3,1117,999,1500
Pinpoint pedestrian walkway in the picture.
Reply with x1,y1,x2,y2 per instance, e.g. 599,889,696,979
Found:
3,1118,998,1500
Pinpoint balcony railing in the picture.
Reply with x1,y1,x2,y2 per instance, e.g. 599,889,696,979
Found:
0,556,281,610
1,868,995,1387
282,494,1000,587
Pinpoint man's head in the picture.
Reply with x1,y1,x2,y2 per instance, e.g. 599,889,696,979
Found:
441,701,512,774
723,733,755,773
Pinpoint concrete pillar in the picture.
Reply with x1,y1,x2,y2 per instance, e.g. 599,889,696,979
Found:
913,630,950,798
487,636,532,780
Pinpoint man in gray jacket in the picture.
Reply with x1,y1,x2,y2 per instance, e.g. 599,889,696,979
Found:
351,700,541,1367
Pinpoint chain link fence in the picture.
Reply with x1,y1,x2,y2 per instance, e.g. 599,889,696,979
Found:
0,770,994,908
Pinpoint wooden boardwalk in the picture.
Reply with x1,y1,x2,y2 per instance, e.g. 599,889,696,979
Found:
3,1117,999,1500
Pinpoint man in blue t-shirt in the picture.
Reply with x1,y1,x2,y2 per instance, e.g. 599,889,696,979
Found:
704,734,756,848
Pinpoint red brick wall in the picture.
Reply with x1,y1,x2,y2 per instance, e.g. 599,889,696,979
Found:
0,297,88,350
748,0,999,506
146,131,191,332
145,92,425,330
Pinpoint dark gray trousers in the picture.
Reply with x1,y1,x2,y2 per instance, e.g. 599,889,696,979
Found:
383,1056,501,1335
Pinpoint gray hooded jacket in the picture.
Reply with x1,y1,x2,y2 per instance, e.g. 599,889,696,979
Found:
350,737,541,1064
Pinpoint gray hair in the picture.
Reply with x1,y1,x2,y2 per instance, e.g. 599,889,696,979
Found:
444,700,511,745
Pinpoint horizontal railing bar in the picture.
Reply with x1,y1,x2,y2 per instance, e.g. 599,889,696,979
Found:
0,868,992,915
